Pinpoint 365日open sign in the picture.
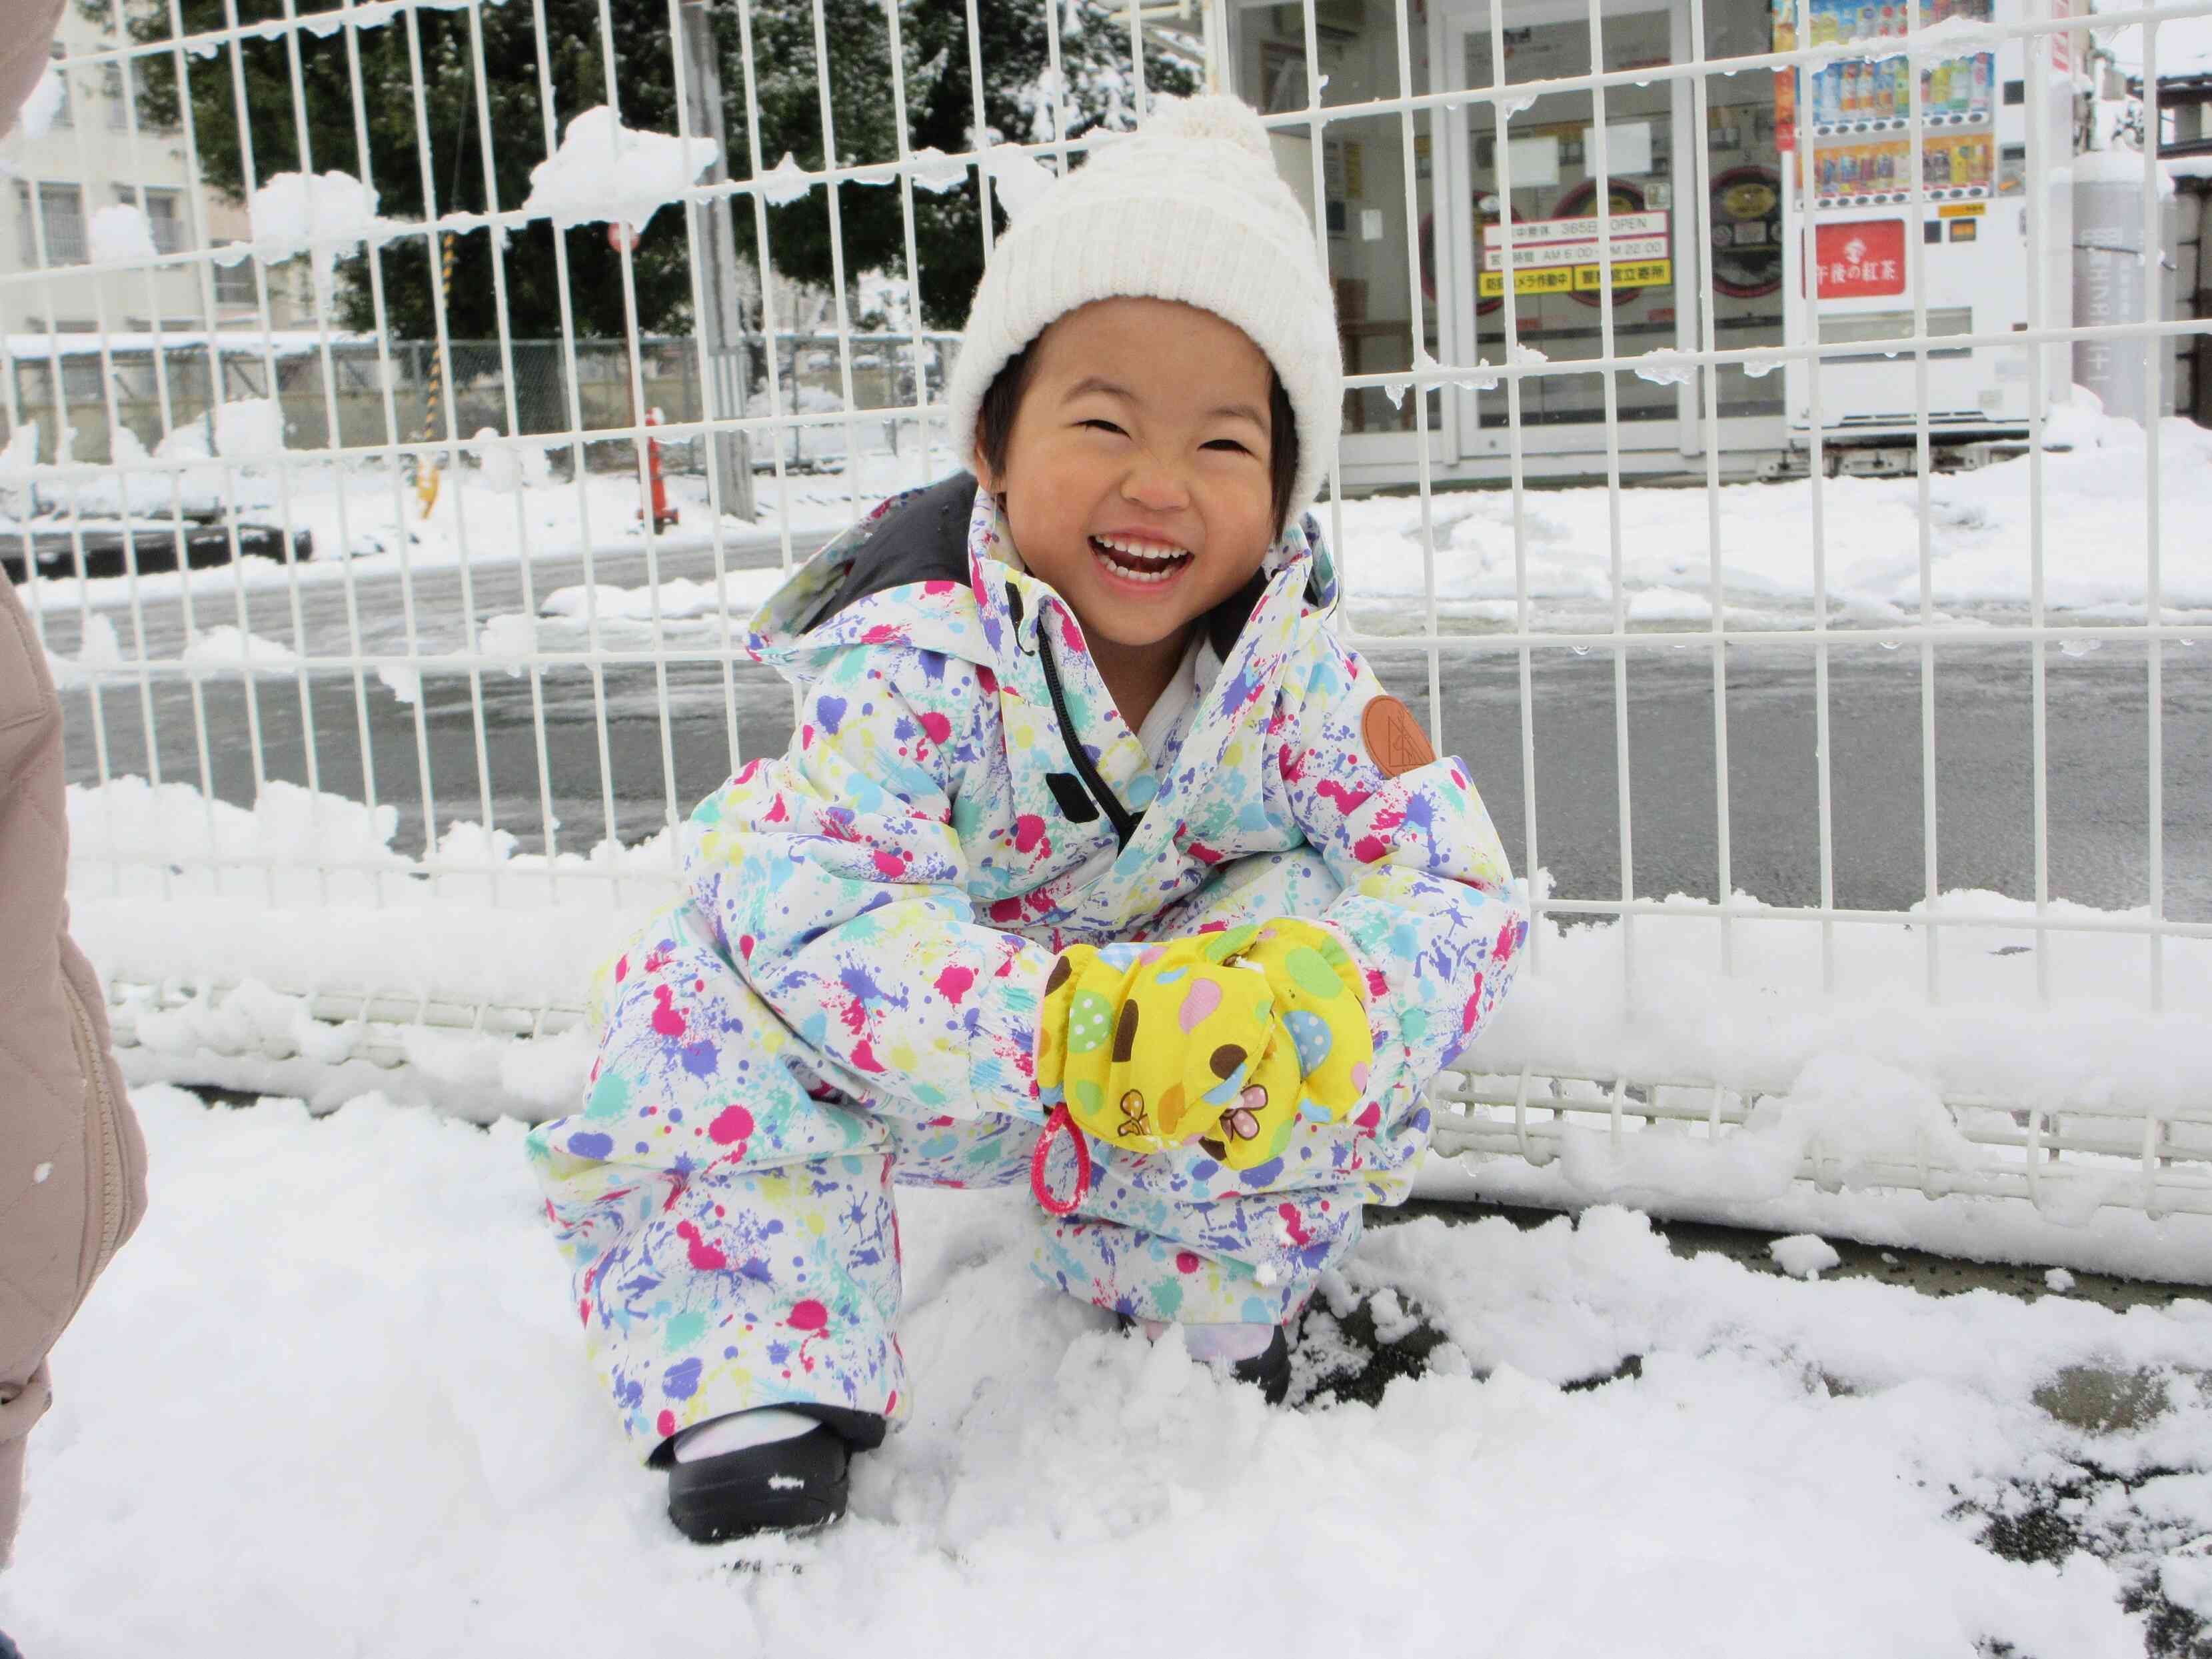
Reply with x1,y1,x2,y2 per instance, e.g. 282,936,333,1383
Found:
1810,220,1906,298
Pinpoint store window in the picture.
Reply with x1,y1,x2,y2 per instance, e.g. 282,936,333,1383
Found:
1459,10,1681,429
1699,0,1787,419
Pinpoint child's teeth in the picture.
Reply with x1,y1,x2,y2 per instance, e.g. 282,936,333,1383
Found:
1092,536,1190,585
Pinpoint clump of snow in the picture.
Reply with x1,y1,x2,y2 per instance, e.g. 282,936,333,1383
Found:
89,204,159,264
12,65,65,142
523,107,718,233
6,1099,2205,1654
981,143,1056,220
1624,585,1711,623
2071,145,2176,195
1548,1056,1991,1212
471,427,551,493
376,663,422,705
1770,1233,1842,1278
44,613,126,688
2164,1546,2212,1618
2048,1268,2079,1294
756,153,814,206
1751,1055,1991,1194
247,171,383,307
535,568,783,627
1632,348,1699,387
0,418,37,476
476,612,538,677
293,0,480,35
904,146,970,193
179,625,301,677
213,398,287,461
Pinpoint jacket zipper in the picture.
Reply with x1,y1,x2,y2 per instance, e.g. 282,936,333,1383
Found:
1032,618,1142,851
60,973,127,1291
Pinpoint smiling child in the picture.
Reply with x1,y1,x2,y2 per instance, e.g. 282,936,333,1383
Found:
526,93,1525,1545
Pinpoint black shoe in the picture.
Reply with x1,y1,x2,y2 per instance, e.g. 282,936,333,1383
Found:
664,1424,850,1542
1232,1324,1293,1406
657,1408,888,1544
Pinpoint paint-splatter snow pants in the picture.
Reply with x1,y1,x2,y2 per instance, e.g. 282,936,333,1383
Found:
526,846,1436,1454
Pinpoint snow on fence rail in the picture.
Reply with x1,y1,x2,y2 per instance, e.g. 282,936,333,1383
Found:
8,0,2212,1275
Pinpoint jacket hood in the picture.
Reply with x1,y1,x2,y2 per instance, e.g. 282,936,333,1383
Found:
741,475,1340,693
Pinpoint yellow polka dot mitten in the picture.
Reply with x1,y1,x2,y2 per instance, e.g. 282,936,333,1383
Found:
1030,921,1374,1209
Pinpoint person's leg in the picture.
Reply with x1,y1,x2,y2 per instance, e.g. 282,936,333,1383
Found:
0,1364,49,1570
1027,848,1432,1331
527,900,918,1460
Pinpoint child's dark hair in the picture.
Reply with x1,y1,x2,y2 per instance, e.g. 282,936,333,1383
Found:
976,342,1302,536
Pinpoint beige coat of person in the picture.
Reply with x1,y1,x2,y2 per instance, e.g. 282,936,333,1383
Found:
1,0,154,1561
0,566,150,1568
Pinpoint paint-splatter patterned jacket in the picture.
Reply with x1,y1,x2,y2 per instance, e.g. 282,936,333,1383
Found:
613,477,1523,1154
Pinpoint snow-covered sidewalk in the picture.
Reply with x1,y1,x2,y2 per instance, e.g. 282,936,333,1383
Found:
1,1086,2206,1655
13,404,2212,628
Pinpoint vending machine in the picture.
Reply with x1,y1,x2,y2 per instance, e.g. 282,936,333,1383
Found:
1773,0,2076,458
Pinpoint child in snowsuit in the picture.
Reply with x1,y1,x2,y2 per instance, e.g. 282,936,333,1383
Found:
527,93,1526,1542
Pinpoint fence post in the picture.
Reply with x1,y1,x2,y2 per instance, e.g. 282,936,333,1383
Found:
679,0,756,521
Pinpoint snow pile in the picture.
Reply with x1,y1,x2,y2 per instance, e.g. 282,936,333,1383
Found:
535,568,784,627
177,625,302,677
87,204,158,264
1326,405,2212,617
1769,1232,1843,1277
10,65,65,142
1426,888,2212,1276
470,426,551,493
43,613,125,689
244,170,383,307
522,106,719,234
475,611,541,675
57,768,2212,1273
3,1086,2205,1654
1460,890,2212,1125
2101,0,2212,78
756,153,814,206
375,662,422,705
212,397,287,461
1547,1054,1992,1210
66,776,676,1112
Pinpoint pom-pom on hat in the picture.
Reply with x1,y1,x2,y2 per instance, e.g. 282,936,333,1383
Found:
944,93,1342,526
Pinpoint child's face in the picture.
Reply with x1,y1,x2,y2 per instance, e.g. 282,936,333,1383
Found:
974,298,1278,657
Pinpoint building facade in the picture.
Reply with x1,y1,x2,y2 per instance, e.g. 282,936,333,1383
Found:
1224,0,2081,489
2,7,305,339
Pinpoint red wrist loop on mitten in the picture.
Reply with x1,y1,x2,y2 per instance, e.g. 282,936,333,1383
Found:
1029,1104,1093,1217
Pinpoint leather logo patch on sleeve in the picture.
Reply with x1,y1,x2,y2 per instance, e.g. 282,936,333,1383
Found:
1360,695,1435,778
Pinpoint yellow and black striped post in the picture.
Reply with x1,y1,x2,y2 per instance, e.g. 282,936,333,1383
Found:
414,231,459,516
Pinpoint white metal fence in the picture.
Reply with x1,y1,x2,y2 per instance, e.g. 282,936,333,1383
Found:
7,0,2212,1262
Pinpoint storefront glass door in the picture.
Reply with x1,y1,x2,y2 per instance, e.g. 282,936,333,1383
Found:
1440,0,1693,458
1233,0,1452,469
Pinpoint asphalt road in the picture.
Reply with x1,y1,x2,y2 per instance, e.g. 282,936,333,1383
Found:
38,540,2212,922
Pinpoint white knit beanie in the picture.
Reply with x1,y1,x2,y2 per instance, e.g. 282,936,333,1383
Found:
945,93,1341,525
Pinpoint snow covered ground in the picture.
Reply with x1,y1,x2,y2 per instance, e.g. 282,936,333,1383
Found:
1,1083,2208,1656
